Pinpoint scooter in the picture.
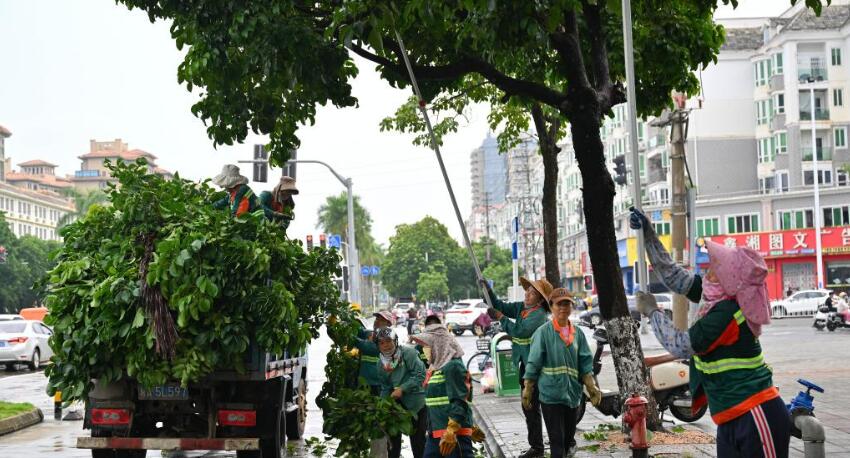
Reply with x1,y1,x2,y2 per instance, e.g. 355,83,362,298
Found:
813,305,850,331
577,324,707,423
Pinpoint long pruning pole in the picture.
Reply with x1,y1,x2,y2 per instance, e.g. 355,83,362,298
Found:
393,32,493,308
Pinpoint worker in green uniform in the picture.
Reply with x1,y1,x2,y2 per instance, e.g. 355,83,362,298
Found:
411,323,484,457
631,208,789,457
353,310,394,457
523,288,601,458
375,327,427,458
211,164,259,217
258,176,297,231
480,277,552,458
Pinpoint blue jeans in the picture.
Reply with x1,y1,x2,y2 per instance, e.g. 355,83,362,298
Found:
423,435,474,458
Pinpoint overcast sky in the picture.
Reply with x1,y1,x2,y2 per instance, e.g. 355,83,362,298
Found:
0,0,789,247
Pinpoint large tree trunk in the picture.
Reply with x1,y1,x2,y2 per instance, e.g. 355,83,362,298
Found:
531,104,562,288
567,89,661,430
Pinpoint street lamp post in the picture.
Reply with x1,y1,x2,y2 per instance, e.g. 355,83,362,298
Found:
803,80,825,289
237,158,360,303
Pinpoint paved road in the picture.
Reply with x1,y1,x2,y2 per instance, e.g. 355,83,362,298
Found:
1,317,847,457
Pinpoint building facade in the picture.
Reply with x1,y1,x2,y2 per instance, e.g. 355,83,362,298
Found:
71,138,173,191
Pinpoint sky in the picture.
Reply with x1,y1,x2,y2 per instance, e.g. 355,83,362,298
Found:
0,0,789,247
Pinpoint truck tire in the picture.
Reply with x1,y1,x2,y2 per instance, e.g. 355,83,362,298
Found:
259,408,284,458
286,378,307,440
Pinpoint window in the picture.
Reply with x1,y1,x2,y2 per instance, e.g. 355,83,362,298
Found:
759,176,775,194
696,218,720,237
838,169,849,186
774,93,785,114
803,169,833,185
773,52,784,74
652,222,671,235
754,60,771,86
778,209,814,230
774,132,787,154
727,214,760,234
823,205,850,227
835,127,847,148
755,99,772,125
832,48,842,66
758,137,775,163
639,153,646,180
835,89,844,107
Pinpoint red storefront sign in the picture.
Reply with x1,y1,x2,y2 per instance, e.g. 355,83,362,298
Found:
704,226,850,259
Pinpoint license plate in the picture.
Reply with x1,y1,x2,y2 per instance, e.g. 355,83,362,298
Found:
138,384,189,401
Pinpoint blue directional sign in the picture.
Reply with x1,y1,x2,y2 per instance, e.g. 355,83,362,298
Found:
328,234,342,249
361,266,371,276
370,266,380,276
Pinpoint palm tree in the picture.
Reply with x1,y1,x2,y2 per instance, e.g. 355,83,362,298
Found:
58,189,108,228
316,192,380,260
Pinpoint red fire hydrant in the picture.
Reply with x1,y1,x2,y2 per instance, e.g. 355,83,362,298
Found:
624,393,649,457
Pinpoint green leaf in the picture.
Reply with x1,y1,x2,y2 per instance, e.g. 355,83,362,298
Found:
132,308,146,328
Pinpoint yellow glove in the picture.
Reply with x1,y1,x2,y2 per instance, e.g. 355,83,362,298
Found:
347,348,360,358
328,315,338,325
471,425,485,443
521,380,535,411
583,373,602,407
439,418,461,456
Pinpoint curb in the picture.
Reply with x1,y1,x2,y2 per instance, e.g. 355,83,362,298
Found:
0,407,44,436
471,398,506,458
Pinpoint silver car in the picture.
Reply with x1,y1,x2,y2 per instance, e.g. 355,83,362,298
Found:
0,320,53,371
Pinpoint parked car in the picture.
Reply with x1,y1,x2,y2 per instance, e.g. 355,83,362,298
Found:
445,299,487,335
0,314,23,321
653,293,673,310
392,302,415,326
771,290,832,318
579,296,672,326
0,320,54,371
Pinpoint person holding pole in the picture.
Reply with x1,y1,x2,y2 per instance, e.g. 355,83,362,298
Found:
630,208,790,457
480,278,551,458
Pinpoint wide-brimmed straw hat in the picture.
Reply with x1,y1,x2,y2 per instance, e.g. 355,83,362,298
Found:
273,176,299,195
519,276,554,307
212,164,249,189
548,288,575,307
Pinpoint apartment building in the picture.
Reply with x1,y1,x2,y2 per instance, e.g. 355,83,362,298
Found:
5,160,74,194
71,138,173,191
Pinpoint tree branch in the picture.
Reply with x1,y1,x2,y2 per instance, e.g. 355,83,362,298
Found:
549,11,592,91
582,1,610,92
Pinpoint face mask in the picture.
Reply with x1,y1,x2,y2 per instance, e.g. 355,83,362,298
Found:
702,277,726,303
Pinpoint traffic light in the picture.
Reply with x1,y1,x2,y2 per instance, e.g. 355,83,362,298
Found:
613,154,627,186
0,245,6,264
306,235,314,250
253,144,268,183
319,234,327,249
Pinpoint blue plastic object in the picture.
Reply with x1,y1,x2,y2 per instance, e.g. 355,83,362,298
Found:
787,379,824,415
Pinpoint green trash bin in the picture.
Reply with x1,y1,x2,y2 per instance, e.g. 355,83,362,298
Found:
491,332,520,396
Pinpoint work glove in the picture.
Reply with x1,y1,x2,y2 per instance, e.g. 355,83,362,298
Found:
583,373,602,407
521,380,535,411
471,425,486,443
439,418,461,456
635,291,660,318
629,207,650,231
347,348,360,358
487,307,503,321
478,278,496,303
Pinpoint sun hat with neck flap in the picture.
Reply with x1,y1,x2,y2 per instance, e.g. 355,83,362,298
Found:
212,164,249,189
519,276,554,308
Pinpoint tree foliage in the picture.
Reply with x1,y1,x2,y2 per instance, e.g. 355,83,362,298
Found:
58,189,108,229
316,192,384,266
416,264,449,303
44,160,346,402
0,213,60,313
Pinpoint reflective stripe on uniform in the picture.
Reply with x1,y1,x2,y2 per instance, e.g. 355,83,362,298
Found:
541,366,578,378
426,396,450,407
361,355,379,363
427,371,445,385
733,310,745,325
693,353,765,374
512,337,533,345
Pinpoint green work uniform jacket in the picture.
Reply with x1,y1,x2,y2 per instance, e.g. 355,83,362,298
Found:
212,184,259,217
424,358,473,437
377,345,426,414
523,320,593,407
485,288,548,369
258,191,293,231
355,328,381,388
685,276,778,425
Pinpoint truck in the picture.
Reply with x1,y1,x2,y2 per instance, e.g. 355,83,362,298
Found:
76,344,308,458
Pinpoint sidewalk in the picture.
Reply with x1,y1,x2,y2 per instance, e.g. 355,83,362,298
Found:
471,392,717,458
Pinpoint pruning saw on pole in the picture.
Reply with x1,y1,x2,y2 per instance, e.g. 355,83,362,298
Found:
393,32,494,308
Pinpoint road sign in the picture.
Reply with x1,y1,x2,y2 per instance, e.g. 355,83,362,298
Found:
328,234,342,249
361,266,371,276
370,266,380,276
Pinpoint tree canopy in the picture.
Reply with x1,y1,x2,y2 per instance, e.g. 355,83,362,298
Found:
316,192,383,265
416,264,449,303
0,212,60,313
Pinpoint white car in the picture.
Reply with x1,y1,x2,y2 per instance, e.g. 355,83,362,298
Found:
0,320,54,371
0,314,24,321
445,299,487,336
771,290,831,318
392,302,415,325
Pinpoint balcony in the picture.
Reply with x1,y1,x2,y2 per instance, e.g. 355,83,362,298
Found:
801,146,833,161
75,169,101,178
799,109,830,121
798,65,827,83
